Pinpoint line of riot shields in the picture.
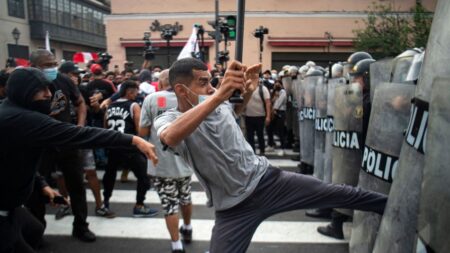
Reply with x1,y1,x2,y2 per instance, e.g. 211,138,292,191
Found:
279,2,450,249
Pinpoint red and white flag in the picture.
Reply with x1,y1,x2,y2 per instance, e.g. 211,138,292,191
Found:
73,52,99,64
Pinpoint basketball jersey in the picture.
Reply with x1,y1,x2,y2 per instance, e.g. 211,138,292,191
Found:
106,99,137,135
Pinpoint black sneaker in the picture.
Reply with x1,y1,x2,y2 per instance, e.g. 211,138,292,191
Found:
317,224,344,239
55,205,71,220
172,249,185,253
72,227,96,242
179,227,192,244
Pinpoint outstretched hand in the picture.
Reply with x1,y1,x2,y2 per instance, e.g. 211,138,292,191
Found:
132,136,158,166
244,63,262,95
214,61,246,102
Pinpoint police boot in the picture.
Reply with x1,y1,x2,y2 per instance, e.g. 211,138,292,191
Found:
317,212,347,239
305,208,332,219
317,223,344,239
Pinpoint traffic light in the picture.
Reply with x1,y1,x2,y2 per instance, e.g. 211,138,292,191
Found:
206,15,237,41
225,15,236,40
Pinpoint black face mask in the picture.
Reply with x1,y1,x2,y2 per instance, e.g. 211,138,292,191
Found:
29,99,52,115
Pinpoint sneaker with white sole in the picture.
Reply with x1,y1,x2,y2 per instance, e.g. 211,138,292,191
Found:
133,205,159,217
95,206,116,218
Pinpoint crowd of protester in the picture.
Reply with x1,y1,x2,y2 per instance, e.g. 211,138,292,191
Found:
0,49,389,253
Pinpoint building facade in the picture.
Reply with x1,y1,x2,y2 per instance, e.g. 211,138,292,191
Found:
0,0,110,67
105,0,436,71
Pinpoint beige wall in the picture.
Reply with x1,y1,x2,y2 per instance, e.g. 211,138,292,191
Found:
111,0,436,14
106,0,437,70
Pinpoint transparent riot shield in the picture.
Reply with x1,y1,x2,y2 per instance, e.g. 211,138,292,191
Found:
332,84,363,216
417,78,450,252
299,76,319,167
374,0,450,252
324,78,345,183
349,83,415,253
313,78,327,180
369,59,393,103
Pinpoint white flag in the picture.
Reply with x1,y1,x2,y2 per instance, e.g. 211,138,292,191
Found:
45,31,51,52
177,26,200,60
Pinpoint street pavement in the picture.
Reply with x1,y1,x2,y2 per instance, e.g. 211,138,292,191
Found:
38,149,350,253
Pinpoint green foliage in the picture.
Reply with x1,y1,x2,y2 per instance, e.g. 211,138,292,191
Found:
353,2,433,58
411,3,433,48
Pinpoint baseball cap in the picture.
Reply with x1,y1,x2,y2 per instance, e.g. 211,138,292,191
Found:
59,61,81,74
90,64,103,75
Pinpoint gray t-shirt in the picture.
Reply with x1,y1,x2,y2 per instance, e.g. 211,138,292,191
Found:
154,102,269,211
140,90,193,178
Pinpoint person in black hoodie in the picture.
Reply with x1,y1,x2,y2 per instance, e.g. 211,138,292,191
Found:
0,67,158,253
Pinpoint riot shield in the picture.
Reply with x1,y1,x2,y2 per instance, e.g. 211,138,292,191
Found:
369,59,393,103
294,79,305,160
332,84,363,216
374,0,450,252
349,83,415,253
313,78,327,180
417,78,450,252
291,77,300,147
299,76,319,167
282,76,293,97
324,77,345,183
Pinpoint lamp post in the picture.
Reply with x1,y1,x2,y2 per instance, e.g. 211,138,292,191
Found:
324,31,333,78
150,20,183,68
12,28,21,45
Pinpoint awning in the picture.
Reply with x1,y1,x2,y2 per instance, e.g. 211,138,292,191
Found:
120,38,214,47
268,37,353,47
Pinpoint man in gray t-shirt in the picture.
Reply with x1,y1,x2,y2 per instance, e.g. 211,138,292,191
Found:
139,69,194,253
155,58,387,253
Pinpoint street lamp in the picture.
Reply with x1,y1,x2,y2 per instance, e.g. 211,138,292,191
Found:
12,28,21,45
150,20,183,67
324,31,333,78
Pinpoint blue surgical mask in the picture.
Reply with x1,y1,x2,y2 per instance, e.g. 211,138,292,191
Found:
182,84,210,107
43,67,58,81
198,94,210,104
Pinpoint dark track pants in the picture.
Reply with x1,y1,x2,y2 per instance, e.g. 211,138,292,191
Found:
245,116,266,154
209,166,387,253
103,150,150,206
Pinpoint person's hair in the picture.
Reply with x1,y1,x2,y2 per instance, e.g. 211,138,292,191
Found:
129,76,139,82
169,58,208,87
139,69,152,82
119,80,138,97
152,65,162,71
29,49,54,67
105,71,115,77
0,70,10,87
125,68,134,74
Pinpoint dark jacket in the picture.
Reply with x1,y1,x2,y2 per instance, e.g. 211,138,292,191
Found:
0,68,133,210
